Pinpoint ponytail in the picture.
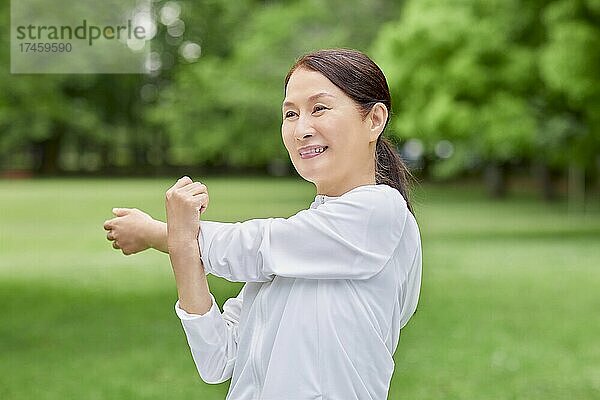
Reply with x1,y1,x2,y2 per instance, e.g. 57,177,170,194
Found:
375,136,414,215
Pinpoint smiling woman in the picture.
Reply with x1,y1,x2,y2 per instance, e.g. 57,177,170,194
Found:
103,48,422,400
282,50,414,208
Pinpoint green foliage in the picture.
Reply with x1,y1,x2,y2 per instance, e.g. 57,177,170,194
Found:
149,0,405,169
539,0,600,168
372,0,600,177
0,0,598,183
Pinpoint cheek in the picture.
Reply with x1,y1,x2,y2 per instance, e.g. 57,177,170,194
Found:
317,119,345,149
281,125,295,153
328,129,363,160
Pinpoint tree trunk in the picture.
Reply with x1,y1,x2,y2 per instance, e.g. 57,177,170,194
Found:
484,162,507,198
568,163,585,212
533,162,556,201
33,123,64,175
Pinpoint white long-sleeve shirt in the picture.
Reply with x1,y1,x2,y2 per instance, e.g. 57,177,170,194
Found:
174,183,422,400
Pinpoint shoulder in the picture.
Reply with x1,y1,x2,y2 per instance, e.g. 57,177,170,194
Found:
339,184,407,215
340,185,409,252
318,184,408,234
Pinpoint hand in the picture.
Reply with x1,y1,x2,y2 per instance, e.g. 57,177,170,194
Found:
103,208,155,255
165,176,209,246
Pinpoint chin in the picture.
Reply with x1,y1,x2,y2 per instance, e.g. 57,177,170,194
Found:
294,158,335,185
293,168,319,184
297,171,318,184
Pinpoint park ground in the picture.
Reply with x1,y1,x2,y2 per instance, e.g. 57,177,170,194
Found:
0,177,599,399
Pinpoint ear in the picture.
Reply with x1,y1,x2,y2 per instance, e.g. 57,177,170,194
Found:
366,103,388,143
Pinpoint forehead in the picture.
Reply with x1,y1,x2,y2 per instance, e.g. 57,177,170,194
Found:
283,68,342,106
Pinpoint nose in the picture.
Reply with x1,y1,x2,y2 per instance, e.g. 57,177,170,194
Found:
296,132,313,141
294,116,315,141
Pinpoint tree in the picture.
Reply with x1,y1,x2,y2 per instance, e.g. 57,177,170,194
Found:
372,0,599,200
538,0,600,209
0,1,146,174
148,0,405,172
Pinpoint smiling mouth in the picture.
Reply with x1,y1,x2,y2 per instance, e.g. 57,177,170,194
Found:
299,146,328,159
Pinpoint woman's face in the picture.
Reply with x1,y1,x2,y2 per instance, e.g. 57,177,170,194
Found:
282,68,385,196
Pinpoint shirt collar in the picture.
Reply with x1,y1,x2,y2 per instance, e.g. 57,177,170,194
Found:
310,193,340,209
309,184,383,209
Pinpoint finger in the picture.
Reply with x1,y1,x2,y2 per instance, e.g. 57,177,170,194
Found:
184,182,207,195
184,181,205,191
103,219,114,230
195,192,209,205
112,241,120,250
104,215,125,230
112,208,129,217
177,192,207,212
106,230,115,241
195,193,209,213
183,198,206,213
173,176,193,189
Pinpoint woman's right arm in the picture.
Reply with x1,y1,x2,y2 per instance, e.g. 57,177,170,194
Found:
104,208,169,254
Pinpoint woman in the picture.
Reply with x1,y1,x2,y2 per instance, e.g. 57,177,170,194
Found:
103,48,422,400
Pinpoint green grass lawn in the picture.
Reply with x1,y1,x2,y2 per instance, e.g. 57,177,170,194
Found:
1,177,598,399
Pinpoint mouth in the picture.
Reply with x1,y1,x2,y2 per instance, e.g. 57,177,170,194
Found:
299,146,328,159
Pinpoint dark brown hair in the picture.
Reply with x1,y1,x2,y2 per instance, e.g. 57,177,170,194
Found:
285,48,414,214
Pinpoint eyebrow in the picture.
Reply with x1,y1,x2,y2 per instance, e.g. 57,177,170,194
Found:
282,92,335,108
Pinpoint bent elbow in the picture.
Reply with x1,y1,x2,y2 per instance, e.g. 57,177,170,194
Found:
198,371,230,385
194,355,236,385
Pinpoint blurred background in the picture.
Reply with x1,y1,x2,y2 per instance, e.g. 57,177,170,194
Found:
1,0,599,399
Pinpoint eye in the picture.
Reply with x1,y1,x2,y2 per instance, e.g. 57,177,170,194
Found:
284,110,298,119
312,105,329,114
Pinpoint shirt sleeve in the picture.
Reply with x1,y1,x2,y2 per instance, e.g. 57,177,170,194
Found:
198,185,408,282
174,286,244,384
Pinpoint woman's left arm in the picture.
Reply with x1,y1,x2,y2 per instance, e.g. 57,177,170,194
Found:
199,186,410,282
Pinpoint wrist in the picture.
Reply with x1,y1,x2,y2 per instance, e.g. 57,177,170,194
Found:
167,220,199,240
146,219,164,249
167,231,199,249
168,237,202,266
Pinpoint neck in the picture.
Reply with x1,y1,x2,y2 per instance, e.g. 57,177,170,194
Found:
316,173,376,197
315,149,378,196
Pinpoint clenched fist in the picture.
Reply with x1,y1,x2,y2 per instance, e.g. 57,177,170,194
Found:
104,208,155,255
165,176,209,247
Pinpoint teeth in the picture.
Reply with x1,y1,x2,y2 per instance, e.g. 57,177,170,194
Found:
301,146,327,156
